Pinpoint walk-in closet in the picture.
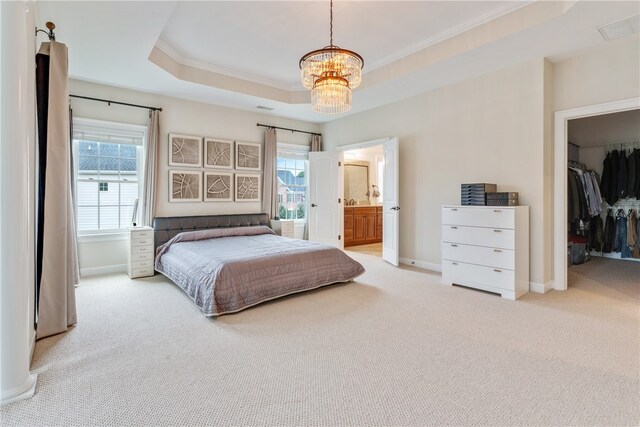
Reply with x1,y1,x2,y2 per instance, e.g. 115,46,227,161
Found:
567,109,640,286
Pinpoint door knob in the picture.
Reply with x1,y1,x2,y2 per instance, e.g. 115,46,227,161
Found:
311,204,317,207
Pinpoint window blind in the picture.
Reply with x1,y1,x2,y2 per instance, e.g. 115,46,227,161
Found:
73,122,145,146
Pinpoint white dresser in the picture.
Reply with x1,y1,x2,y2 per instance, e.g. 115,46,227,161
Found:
127,226,155,279
441,205,529,300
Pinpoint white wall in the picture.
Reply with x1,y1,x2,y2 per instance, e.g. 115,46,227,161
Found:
323,59,548,284
69,79,319,273
553,36,640,112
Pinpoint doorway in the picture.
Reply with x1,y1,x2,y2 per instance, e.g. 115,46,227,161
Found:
307,137,399,266
553,97,640,291
342,144,385,257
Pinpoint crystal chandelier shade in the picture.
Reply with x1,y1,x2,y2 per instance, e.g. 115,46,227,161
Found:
311,75,352,114
299,0,363,114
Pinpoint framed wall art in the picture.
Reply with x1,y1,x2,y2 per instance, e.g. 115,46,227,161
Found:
204,172,233,202
234,174,261,202
169,133,202,167
235,141,261,171
204,138,233,169
169,170,202,202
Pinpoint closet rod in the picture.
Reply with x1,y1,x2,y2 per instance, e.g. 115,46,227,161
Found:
256,123,320,136
69,94,163,112
586,141,640,149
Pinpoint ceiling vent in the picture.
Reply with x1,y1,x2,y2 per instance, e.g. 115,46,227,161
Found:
597,15,640,41
256,105,274,111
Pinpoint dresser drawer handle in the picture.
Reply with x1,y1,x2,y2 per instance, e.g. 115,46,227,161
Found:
451,226,458,229
451,208,458,211
494,269,502,273
493,249,502,253
450,244,458,247
493,229,502,233
452,262,458,266
493,209,502,213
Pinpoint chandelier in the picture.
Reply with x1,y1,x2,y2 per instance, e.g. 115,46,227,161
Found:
299,0,364,114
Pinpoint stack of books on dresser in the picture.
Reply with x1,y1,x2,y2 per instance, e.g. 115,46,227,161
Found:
461,183,496,206
486,192,519,206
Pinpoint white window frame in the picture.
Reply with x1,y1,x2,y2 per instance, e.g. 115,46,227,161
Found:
277,143,310,224
73,117,146,238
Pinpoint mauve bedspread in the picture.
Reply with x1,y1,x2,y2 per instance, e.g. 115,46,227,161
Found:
155,226,365,316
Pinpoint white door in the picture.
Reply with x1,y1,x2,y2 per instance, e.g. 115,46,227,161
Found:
382,138,400,266
308,151,343,247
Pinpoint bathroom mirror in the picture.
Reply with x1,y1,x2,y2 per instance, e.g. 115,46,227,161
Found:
344,161,369,205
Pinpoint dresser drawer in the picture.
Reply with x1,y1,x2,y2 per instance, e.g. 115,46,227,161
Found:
442,260,514,291
442,206,514,229
442,242,514,270
442,225,514,249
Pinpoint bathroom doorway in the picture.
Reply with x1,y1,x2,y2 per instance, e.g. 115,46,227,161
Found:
342,144,385,257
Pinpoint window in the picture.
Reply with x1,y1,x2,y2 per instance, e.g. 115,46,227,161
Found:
73,118,146,234
277,144,309,221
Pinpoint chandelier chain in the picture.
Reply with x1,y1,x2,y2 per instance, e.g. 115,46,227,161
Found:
330,0,333,46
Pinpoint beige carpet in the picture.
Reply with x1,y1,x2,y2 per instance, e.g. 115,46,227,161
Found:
2,254,638,426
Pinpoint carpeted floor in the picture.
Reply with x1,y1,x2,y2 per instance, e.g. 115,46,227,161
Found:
2,254,639,426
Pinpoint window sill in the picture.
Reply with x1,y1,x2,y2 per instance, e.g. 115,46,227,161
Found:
77,232,128,243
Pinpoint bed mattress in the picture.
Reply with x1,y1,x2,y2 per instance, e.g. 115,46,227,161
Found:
155,226,365,316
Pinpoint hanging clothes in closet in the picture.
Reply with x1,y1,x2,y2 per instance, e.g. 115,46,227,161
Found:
600,147,640,206
601,207,640,258
568,164,603,235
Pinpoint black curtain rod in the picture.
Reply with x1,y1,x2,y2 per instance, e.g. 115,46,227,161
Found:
256,123,320,136
69,94,162,112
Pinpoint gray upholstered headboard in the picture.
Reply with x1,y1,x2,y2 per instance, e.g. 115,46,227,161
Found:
151,213,270,252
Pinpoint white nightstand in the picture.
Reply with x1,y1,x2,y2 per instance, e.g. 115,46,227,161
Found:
127,226,155,278
270,219,295,238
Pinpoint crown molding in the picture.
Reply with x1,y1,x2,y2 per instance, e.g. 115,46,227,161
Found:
154,39,301,92
155,2,534,94
365,1,536,72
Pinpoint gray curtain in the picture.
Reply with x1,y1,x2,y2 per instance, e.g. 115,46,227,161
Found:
310,134,322,152
142,110,160,226
36,41,78,339
304,133,323,240
261,127,278,218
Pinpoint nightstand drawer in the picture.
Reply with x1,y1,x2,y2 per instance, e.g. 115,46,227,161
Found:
130,265,154,278
131,244,153,257
131,250,154,262
130,235,153,248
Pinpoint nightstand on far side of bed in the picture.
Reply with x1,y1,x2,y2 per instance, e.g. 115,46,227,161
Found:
127,226,154,278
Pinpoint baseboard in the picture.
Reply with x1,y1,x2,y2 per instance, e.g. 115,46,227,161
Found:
399,257,442,272
530,280,553,293
80,264,127,277
1,373,37,405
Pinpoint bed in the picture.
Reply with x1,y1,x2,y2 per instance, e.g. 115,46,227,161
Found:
152,214,365,316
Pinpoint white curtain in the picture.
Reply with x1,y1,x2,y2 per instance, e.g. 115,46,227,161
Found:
36,41,78,339
310,134,322,152
142,110,160,226
304,133,323,240
262,127,278,218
